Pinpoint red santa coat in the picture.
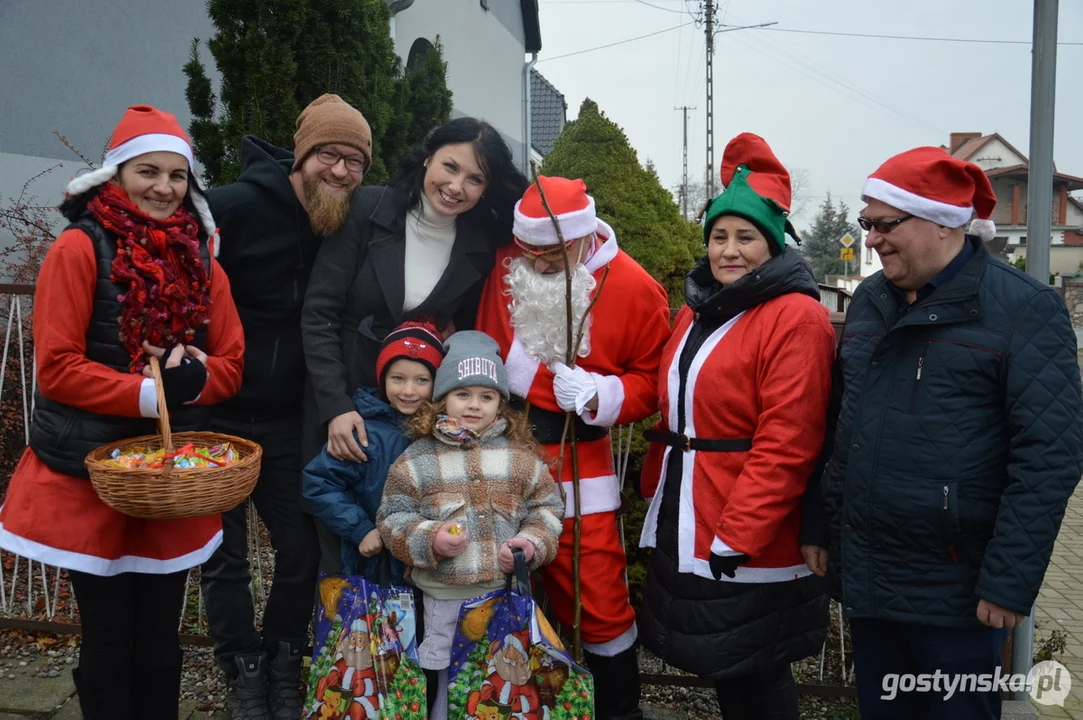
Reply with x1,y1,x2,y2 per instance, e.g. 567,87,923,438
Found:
639,295,834,582
475,224,670,516
0,228,244,575
318,658,379,719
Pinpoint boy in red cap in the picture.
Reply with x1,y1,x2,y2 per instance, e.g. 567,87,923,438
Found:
805,147,1083,719
475,176,671,720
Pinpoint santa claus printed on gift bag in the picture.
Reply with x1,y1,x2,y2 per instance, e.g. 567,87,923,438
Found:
476,176,670,720
307,574,426,720
467,631,541,720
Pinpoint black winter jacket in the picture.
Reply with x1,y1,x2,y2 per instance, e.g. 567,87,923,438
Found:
207,136,319,420
819,236,1082,627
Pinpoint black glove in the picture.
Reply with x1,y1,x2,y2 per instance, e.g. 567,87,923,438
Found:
709,552,750,580
159,353,207,408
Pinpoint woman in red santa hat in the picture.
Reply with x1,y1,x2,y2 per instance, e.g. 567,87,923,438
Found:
0,105,244,719
638,133,833,719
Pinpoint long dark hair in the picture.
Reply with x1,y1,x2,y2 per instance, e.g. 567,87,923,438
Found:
58,167,209,241
390,118,528,246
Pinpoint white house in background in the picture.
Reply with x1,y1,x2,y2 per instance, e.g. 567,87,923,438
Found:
944,132,1083,276
0,0,546,277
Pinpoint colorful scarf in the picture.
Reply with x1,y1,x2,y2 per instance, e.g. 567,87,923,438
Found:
87,182,212,373
434,414,481,446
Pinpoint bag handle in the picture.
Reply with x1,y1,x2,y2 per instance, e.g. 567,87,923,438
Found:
505,547,531,597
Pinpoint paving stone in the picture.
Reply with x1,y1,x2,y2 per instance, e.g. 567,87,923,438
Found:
0,669,75,715
53,697,82,719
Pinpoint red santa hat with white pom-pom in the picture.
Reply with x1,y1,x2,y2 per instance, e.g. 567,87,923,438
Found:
861,146,997,241
65,105,219,255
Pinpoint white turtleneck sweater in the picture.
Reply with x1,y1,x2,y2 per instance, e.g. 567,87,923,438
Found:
403,193,457,313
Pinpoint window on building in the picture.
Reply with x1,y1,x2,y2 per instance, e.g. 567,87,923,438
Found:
406,37,435,71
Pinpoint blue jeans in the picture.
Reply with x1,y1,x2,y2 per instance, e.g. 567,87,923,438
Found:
850,617,1009,720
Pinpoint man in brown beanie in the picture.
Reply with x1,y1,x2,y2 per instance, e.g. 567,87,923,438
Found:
201,93,372,720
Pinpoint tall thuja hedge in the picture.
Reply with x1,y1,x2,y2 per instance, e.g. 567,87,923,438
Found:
184,0,452,186
541,98,702,303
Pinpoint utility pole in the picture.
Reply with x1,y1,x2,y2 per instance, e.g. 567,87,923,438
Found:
704,0,716,200
1023,0,1057,287
675,105,695,218
1013,0,1058,698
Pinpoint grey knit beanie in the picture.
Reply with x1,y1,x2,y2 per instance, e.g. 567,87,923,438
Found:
434,331,509,401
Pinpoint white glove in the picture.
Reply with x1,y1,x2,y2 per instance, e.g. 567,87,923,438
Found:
552,362,598,415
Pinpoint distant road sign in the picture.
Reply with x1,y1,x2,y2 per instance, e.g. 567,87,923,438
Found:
840,247,855,261
840,233,856,248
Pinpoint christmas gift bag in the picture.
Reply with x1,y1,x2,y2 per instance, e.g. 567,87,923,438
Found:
305,570,427,720
447,550,595,720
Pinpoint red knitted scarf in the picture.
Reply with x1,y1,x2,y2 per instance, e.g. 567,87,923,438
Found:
87,182,212,373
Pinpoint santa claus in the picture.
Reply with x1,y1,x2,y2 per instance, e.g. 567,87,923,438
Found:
476,176,670,720
468,632,543,720
316,618,380,720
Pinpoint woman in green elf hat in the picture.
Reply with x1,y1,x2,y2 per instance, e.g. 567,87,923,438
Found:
637,133,834,719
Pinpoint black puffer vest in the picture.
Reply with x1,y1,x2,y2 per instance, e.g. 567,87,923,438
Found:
29,217,212,478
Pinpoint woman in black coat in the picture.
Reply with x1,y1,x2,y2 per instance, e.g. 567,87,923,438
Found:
301,118,527,570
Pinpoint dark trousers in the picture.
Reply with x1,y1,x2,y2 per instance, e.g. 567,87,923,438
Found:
69,569,188,720
850,617,1008,720
714,664,799,720
201,414,320,671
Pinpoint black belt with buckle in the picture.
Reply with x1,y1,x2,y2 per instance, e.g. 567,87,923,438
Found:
509,396,609,445
644,429,752,452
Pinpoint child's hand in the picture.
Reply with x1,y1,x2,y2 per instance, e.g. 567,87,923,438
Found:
498,538,536,573
358,529,383,558
433,523,469,559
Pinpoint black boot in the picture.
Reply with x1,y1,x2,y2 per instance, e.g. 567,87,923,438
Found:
224,653,272,720
584,646,644,720
268,641,305,720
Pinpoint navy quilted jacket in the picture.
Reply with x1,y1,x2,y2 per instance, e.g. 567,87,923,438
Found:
819,237,1082,627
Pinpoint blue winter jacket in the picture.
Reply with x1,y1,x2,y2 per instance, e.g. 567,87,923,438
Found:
303,386,409,583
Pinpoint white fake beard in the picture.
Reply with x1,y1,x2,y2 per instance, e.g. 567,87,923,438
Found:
504,257,596,367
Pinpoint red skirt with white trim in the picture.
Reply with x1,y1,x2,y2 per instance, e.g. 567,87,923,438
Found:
0,448,222,576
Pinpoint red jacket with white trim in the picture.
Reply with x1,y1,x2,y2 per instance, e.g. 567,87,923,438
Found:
475,230,670,517
640,294,834,579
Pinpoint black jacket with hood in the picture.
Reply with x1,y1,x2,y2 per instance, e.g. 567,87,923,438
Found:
207,136,320,420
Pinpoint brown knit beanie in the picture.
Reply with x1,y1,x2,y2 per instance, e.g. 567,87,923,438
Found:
292,94,373,171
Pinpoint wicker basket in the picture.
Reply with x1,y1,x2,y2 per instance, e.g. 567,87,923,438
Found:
85,356,262,519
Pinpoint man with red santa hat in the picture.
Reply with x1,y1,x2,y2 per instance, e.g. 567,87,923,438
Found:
804,146,1083,719
476,176,670,720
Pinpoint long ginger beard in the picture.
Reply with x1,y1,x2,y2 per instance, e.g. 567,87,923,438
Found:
504,257,596,366
303,174,354,236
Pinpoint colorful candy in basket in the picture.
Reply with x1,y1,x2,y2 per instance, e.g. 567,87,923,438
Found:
103,442,239,470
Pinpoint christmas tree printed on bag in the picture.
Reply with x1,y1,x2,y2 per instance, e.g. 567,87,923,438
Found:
447,635,491,720
549,670,595,720
379,656,427,719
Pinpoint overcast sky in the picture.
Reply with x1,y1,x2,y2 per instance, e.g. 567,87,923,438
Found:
532,0,1082,230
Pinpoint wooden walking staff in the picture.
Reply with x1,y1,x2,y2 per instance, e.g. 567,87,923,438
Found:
528,165,610,662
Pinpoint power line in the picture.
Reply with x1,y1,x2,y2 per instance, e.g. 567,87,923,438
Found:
537,22,693,62
633,0,688,13
736,25,1083,46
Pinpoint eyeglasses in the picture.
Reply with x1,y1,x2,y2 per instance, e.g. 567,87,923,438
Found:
514,234,594,264
857,214,915,234
314,146,369,175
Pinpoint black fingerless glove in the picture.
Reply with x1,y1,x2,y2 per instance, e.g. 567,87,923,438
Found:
159,355,207,408
709,552,751,580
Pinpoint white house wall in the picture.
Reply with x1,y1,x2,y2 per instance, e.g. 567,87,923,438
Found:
968,138,1027,171
392,0,527,168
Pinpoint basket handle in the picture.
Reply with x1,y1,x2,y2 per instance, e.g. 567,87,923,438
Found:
149,356,173,454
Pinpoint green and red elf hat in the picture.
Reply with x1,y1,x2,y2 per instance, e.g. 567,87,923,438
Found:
702,133,799,253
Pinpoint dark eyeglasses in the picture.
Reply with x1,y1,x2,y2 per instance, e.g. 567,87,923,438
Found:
314,146,369,175
857,214,915,234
